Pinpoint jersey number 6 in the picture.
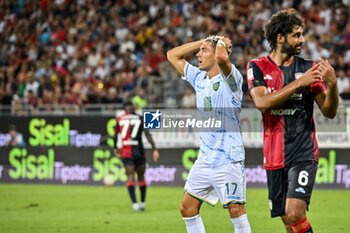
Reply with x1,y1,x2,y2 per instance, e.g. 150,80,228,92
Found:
298,170,309,186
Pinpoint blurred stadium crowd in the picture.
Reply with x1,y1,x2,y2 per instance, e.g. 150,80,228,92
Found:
1,0,350,114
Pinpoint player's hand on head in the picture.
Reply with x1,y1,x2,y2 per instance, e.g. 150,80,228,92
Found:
152,149,160,162
218,36,232,54
298,64,322,87
318,58,336,87
220,36,232,47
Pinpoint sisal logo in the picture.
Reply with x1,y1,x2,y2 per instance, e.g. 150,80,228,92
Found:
270,109,297,116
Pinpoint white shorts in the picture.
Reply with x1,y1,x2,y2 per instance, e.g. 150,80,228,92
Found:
184,159,246,208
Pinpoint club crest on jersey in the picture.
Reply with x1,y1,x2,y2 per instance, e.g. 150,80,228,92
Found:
213,82,220,91
295,73,303,80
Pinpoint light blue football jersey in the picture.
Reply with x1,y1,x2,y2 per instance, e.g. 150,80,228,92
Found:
182,62,245,167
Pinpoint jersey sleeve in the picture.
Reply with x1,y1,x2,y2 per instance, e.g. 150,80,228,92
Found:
310,81,326,94
181,62,201,88
222,64,243,92
246,61,266,91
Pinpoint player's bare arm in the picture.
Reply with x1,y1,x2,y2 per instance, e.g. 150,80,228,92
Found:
114,148,121,158
251,64,322,113
166,39,204,76
315,58,339,119
144,129,159,162
215,36,232,77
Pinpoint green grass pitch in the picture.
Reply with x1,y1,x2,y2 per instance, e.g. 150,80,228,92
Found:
0,184,349,233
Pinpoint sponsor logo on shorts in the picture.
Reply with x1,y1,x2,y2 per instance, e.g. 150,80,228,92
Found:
295,187,306,194
227,195,241,200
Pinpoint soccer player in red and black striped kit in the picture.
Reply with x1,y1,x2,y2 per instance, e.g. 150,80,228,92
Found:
247,9,339,233
114,101,159,211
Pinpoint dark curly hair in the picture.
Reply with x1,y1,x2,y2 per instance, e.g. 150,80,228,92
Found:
264,8,304,51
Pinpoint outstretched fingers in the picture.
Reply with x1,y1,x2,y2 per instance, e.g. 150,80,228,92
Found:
318,58,336,84
307,64,322,80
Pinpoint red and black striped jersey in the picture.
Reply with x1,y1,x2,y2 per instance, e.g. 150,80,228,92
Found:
247,55,326,170
115,112,145,159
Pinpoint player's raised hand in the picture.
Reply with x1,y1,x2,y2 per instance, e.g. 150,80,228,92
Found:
218,36,232,54
152,149,160,162
318,58,337,87
297,64,322,87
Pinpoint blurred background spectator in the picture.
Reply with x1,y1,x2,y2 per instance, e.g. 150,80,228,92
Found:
0,0,349,114
337,70,350,100
5,124,25,147
181,85,196,108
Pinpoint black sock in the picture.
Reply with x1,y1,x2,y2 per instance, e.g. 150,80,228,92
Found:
127,185,137,203
140,185,147,202
305,226,313,233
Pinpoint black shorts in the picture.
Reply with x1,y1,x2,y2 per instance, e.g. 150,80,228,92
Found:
266,161,318,217
122,156,146,168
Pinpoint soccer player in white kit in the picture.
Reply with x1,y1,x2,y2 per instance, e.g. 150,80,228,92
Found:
167,35,251,233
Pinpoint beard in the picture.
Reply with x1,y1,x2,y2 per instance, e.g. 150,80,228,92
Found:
281,40,302,56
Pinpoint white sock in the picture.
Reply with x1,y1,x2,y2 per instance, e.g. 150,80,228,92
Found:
139,202,145,210
132,203,139,211
183,214,205,233
231,214,251,233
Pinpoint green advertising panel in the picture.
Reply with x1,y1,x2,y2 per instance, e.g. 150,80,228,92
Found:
0,147,349,188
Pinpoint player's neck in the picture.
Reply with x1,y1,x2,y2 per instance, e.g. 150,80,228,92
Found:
207,65,220,79
270,50,294,67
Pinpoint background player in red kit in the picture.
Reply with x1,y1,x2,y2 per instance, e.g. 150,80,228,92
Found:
247,9,338,233
114,101,159,211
